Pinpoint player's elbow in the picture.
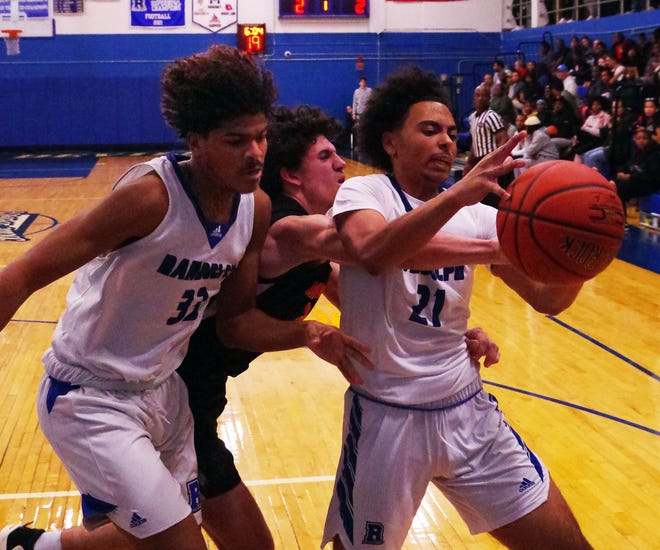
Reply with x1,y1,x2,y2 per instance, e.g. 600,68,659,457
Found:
529,287,581,315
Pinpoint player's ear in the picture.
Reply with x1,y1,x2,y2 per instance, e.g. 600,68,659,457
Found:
280,167,302,187
382,131,397,158
187,132,202,153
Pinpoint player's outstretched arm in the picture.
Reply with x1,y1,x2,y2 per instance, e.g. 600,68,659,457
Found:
216,189,373,384
0,175,167,331
335,134,527,276
491,263,583,315
259,214,351,279
401,233,508,271
219,307,373,385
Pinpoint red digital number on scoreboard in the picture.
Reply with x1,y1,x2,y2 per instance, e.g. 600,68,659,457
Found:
237,24,267,54
280,0,369,17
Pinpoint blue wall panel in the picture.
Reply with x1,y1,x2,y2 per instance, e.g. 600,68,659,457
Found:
0,31,500,148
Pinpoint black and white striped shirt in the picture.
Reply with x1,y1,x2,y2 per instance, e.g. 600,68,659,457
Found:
468,109,505,158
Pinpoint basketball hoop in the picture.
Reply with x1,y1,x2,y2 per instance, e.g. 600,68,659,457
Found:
2,29,22,56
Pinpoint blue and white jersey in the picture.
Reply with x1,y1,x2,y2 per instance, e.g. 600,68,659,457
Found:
45,154,254,388
333,173,496,405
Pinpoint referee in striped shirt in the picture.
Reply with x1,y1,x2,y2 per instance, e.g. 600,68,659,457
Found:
464,84,513,207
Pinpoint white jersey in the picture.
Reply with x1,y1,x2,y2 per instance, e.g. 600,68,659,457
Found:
333,173,496,405
45,154,254,388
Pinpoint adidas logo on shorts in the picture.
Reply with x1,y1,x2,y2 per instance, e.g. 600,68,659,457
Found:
518,477,536,493
129,512,147,529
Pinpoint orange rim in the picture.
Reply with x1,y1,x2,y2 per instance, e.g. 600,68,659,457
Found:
1,29,22,39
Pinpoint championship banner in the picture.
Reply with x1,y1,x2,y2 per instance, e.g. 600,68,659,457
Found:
192,0,237,33
55,0,83,14
131,0,184,27
0,0,50,19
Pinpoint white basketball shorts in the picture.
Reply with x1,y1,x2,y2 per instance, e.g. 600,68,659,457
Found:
37,372,201,539
322,388,550,549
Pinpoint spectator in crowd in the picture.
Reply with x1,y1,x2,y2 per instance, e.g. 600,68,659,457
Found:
555,64,578,100
547,95,580,158
513,58,528,79
581,35,596,66
572,97,612,161
490,82,516,126
521,99,538,119
636,98,660,144
641,42,660,95
565,37,592,85
507,70,524,107
624,40,646,77
552,38,569,72
539,41,554,73
611,32,626,63
493,59,507,88
602,53,626,84
583,99,636,179
352,77,373,123
515,115,559,177
337,105,357,149
536,98,553,126
519,71,544,104
482,72,495,95
530,58,550,87
592,39,608,65
549,78,579,117
586,67,614,105
616,126,660,204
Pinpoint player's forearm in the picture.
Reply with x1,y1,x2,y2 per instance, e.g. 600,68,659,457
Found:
218,308,313,352
0,262,34,330
341,191,465,275
401,234,507,270
491,263,582,315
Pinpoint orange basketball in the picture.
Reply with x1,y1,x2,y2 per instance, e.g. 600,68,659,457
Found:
496,160,625,284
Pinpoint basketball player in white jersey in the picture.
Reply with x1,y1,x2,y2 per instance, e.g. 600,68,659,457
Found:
0,99,501,550
322,66,592,549
0,45,373,550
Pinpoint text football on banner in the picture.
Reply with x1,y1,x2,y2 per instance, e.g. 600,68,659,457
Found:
131,0,185,27
192,0,236,32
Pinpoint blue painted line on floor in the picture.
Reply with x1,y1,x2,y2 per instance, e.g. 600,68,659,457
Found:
547,315,659,381
483,379,659,436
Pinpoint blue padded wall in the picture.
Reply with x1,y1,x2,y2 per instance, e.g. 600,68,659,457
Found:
0,31,498,148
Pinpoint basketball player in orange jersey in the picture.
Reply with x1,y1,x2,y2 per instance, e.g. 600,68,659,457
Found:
322,65,592,549
1,98,503,549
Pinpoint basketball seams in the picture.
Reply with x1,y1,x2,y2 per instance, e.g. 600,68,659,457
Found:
517,183,623,238
495,160,625,284
511,163,556,279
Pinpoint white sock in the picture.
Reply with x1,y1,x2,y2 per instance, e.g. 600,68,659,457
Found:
34,530,62,550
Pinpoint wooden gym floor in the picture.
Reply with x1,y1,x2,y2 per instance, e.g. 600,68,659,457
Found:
0,153,658,549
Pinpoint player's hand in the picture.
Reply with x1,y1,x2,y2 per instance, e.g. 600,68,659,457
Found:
305,321,374,385
452,133,527,205
465,327,500,368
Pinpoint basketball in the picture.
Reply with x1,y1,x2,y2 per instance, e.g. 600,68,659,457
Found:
496,160,625,284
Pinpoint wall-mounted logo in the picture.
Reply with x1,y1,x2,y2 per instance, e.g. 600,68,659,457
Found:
0,211,58,242
193,0,237,32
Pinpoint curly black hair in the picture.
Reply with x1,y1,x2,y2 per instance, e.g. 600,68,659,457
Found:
358,66,451,172
260,104,342,200
160,44,277,138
